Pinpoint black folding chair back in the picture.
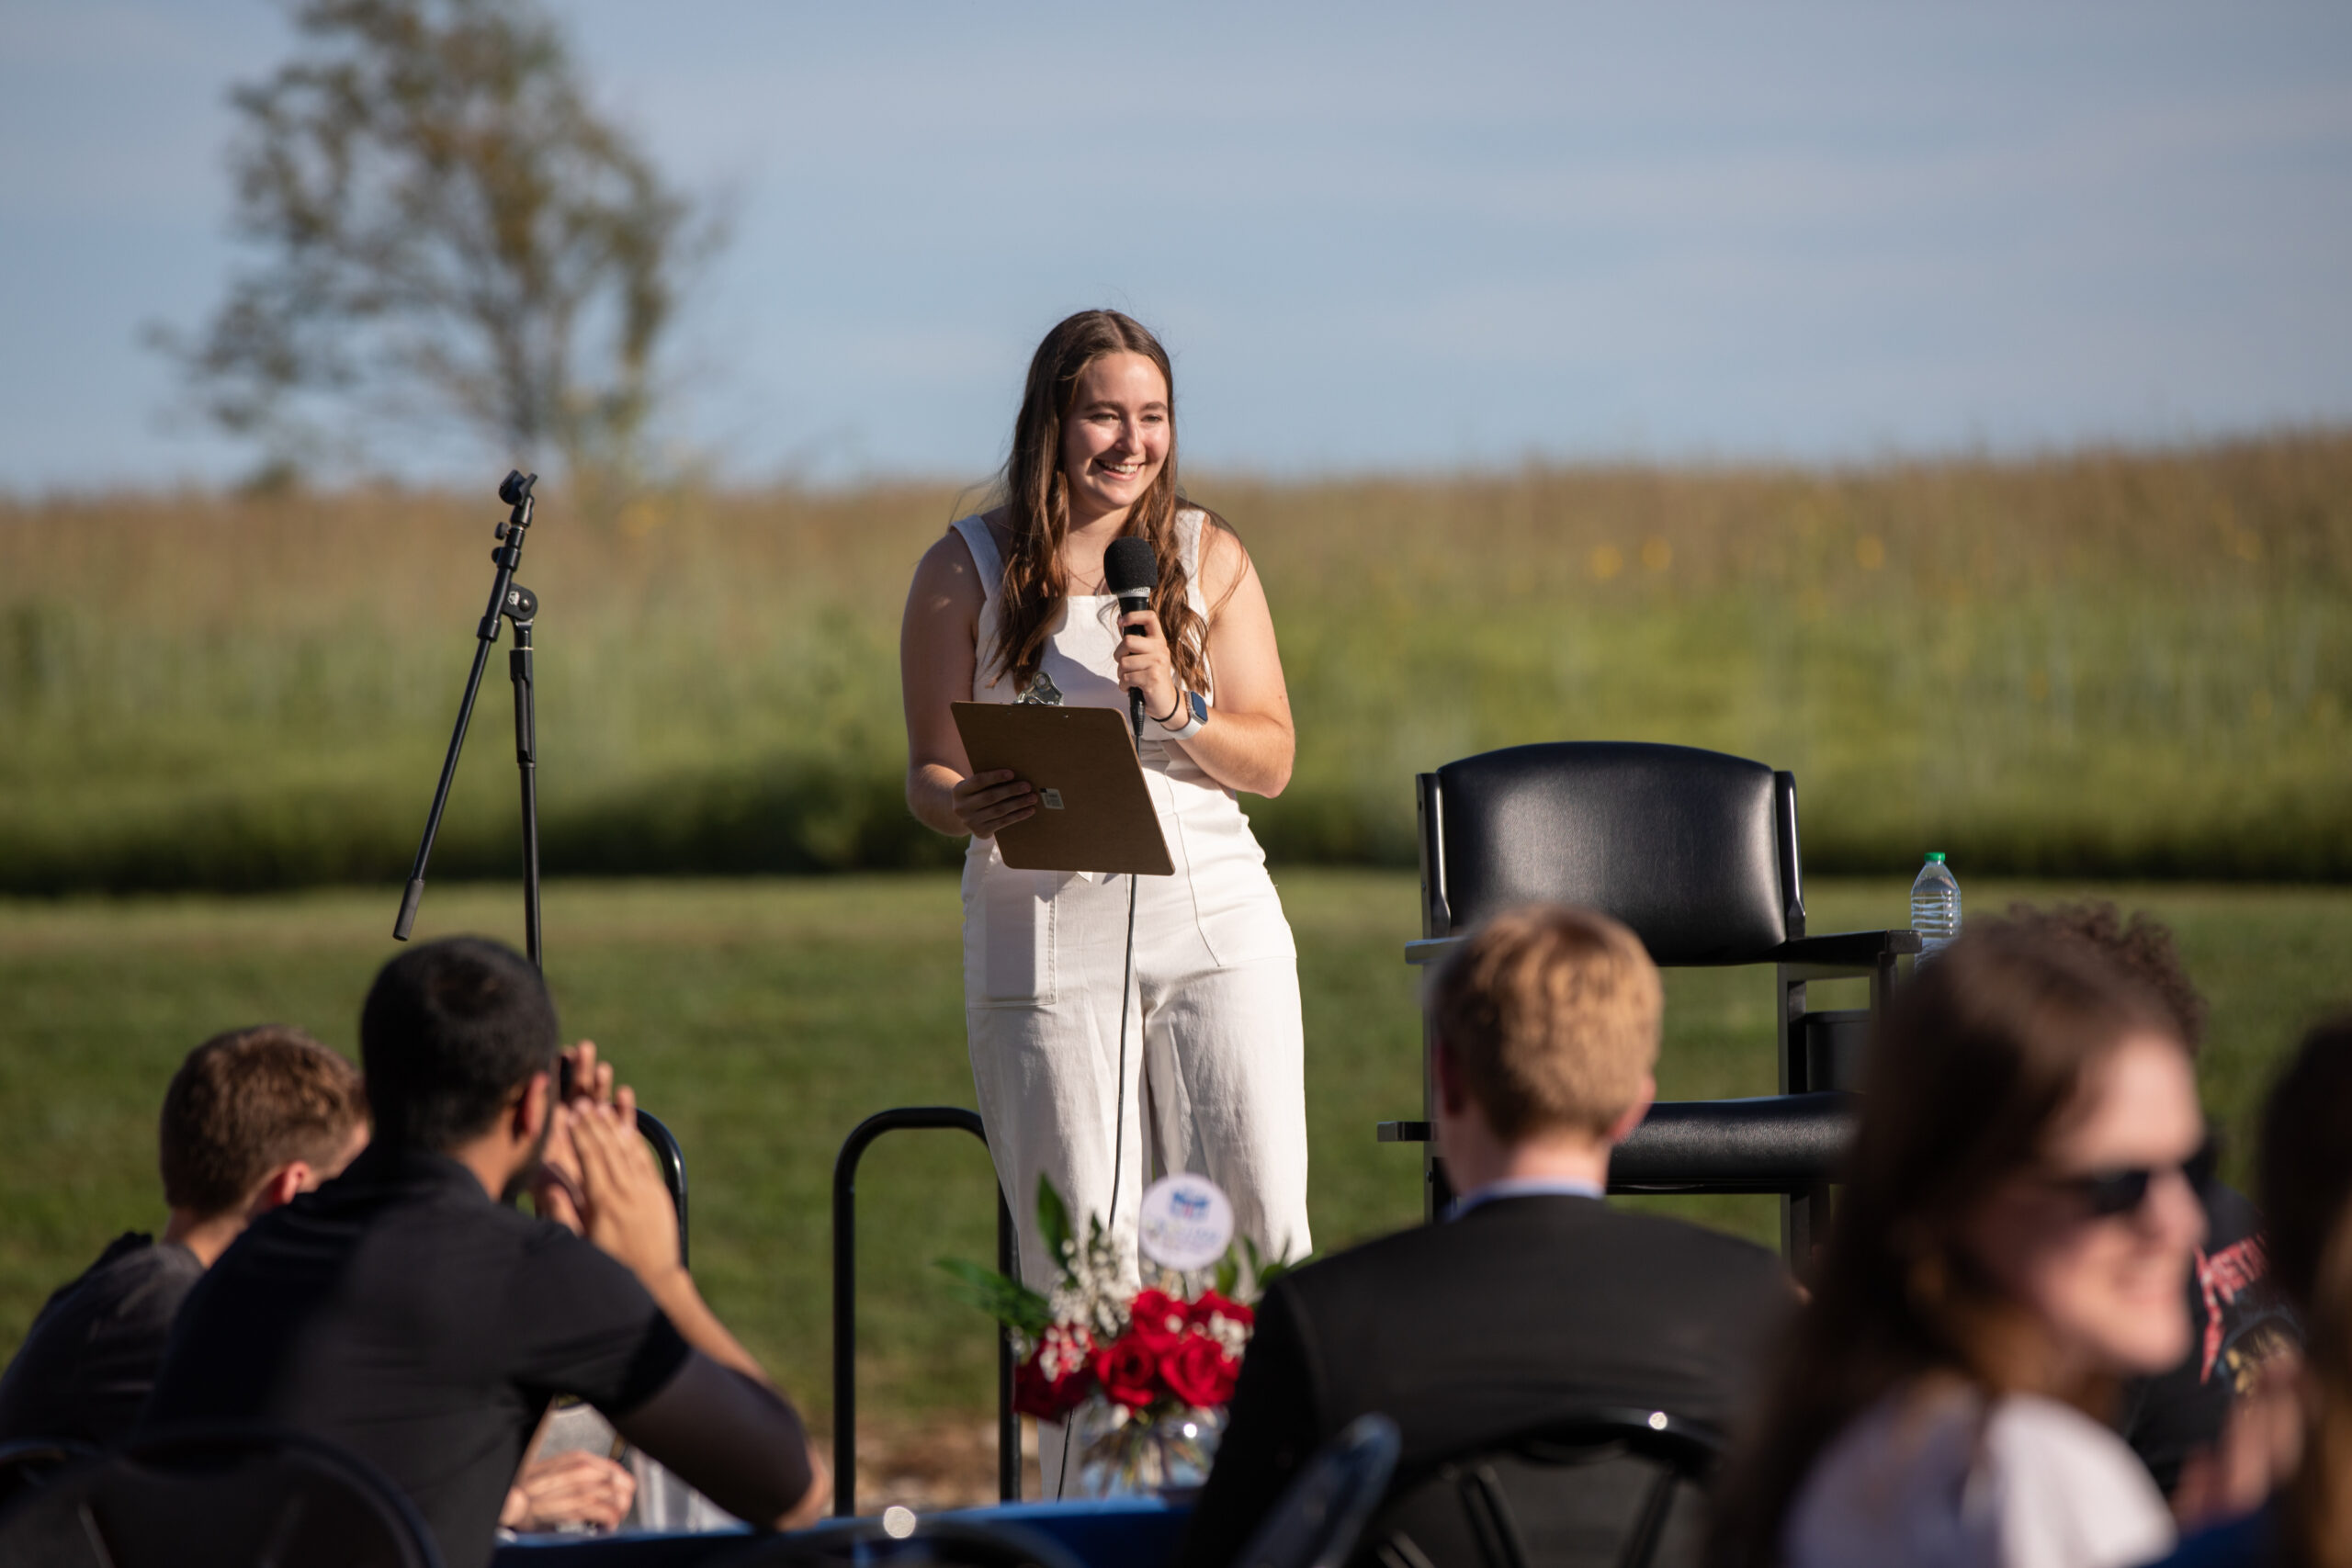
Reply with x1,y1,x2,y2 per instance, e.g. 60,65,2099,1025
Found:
0,1424,442,1568
1356,1409,1719,1568
0,1438,97,1514
718,1515,1085,1568
1233,1413,1404,1568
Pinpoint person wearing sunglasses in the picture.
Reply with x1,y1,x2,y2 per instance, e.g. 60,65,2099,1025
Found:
2000,901,2299,1503
1708,922,2209,1568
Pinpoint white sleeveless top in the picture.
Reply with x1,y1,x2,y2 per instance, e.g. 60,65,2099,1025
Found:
951,510,1291,964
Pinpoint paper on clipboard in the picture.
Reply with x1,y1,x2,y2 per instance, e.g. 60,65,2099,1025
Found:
951,702,1175,875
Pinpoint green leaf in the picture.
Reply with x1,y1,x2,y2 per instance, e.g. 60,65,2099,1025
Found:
1036,1176,1074,1271
1214,1256,1240,1298
933,1257,1053,1337
1256,1248,1308,1287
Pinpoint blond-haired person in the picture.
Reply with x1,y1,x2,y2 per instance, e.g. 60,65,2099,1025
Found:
1177,905,1794,1568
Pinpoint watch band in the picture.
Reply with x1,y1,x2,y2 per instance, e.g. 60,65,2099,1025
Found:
1164,688,1208,740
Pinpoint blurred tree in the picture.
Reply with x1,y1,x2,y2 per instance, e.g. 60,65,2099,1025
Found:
157,0,710,489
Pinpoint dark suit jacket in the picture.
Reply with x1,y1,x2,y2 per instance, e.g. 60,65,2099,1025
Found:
1175,1195,1792,1568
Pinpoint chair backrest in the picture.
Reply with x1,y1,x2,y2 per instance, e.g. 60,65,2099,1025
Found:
0,1424,442,1568
1355,1409,1720,1568
0,1438,96,1515
1233,1413,1403,1568
1419,742,1801,964
718,1515,1087,1568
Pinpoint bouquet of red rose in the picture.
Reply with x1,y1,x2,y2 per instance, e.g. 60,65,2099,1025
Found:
938,1178,1294,1495
1011,1281,1255,1422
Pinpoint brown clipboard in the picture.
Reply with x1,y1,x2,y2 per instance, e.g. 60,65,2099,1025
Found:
952,702,1176,875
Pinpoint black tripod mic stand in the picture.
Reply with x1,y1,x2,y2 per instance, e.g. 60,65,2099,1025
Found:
392,469,548,966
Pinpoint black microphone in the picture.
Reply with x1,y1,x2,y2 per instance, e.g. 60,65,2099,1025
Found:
1102,536,1158,740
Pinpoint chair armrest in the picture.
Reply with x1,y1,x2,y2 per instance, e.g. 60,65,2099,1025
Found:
1415,931,1920,974
1766,929,1921,975
1608,1092,1855,1193
1383,1096,1855,1190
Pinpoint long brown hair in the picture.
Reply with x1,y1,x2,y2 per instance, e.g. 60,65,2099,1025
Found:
1707,925,2179,1567
2287,1214,2352,1568
2258,1016,2352,1568
986,310,1216,699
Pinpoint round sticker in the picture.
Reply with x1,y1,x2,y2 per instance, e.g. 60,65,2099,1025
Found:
1137,1174,1236,1271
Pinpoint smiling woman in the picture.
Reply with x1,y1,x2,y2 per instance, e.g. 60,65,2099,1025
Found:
897,310,1311,1494
1708,924,2210,1568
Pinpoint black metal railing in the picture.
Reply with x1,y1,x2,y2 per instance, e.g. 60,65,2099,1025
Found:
831,1107,1017,1515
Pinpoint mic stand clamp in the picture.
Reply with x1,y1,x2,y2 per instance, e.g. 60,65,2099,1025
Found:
393,470,548,967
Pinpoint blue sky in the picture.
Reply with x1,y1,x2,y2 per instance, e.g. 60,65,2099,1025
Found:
4,1,2349,490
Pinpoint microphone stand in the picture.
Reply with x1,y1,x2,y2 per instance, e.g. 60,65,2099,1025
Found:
384,476,678,1231
392,470,545,966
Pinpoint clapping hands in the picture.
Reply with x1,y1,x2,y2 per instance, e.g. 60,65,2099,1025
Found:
529,1042,683,1288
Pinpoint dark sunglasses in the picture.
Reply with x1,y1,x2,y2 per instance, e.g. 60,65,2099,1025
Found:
2050,1134,2222,1218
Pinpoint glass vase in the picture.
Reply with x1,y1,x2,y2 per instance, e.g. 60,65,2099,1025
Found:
1067,1394,1227,1500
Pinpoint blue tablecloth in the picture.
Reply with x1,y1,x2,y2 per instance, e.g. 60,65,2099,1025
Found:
941,1498,1188,1566
492,1497,1189,1568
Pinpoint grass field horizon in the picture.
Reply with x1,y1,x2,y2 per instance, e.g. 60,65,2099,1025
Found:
6,429,2349,894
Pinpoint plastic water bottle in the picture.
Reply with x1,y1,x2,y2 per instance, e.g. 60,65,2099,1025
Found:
1910,852,1962,962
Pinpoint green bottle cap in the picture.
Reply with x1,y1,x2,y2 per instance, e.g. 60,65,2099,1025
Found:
1924,852,1947,863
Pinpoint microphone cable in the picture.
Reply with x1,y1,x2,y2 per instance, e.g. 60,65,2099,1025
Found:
1100,536,1160,1242
1062,534,1159,1500
1107,871,1140,1235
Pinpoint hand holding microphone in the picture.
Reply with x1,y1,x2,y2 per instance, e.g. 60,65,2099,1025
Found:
1103,536,1178,739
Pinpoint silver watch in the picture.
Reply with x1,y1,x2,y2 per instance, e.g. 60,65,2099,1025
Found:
1164,688,1208,739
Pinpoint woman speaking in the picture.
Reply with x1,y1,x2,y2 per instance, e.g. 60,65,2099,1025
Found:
899,309,1312,1303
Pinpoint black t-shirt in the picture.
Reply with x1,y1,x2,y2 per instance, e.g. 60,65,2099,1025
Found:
0,1233,204,1447
2118,1180,2300,1495
143,1146,692,1568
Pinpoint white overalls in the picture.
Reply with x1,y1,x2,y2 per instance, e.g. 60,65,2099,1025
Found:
954,511,1313,1301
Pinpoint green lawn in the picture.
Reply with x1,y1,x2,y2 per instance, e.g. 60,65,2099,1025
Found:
4,872,2346,1438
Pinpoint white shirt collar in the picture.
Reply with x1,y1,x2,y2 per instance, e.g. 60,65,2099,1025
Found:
1446,1175,1605,1222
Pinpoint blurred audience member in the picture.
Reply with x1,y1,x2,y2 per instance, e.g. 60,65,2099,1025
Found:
1709,926,2207,1568
2143,1014,2352,1566
2007,900,2298,1495
0,1026,368,1446
145,937,826,1568
2258,1014,2352,1566
1180,905,1793,1568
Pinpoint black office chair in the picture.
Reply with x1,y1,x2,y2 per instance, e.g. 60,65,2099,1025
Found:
0,1437,96,1514
717,1515,1085,1568
1231,1413,1404,1568
0,1423,441,1567
1382,741,1919,1265
1355,1409,1719,1568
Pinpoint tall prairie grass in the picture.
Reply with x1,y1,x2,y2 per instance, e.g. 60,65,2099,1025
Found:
4,432,2349,892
